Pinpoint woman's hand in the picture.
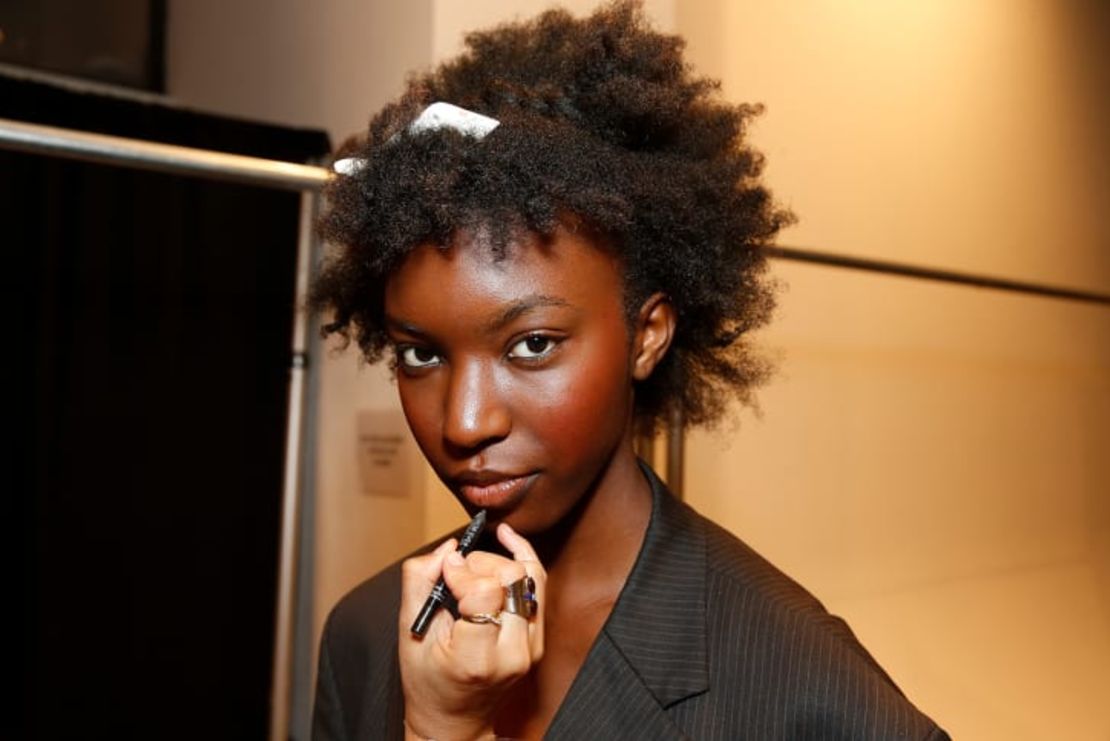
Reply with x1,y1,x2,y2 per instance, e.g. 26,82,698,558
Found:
399,522,546,741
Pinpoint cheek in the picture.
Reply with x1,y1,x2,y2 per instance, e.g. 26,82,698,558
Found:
514,340,632,456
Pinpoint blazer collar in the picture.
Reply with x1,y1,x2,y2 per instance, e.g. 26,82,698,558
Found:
599,461,709,707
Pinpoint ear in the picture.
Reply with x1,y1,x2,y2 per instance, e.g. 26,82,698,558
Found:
631,292,676,381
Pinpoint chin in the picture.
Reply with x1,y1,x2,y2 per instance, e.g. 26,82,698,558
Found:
472,500,557,538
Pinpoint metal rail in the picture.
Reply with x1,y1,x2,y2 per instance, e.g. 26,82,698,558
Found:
0,117,330,191
769,245,1110,306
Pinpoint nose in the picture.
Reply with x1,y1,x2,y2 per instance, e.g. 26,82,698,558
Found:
442,358,511,452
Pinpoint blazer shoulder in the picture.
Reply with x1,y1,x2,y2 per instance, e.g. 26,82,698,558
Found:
317,559,404,729
324,560,404,652
314,548,429,741
699,511,868,654
690,508,949,739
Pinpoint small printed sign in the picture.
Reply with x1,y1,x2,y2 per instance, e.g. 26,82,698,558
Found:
356,410,413,497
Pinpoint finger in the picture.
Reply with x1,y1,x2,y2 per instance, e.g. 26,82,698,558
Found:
443,552,505,616
463,548,539,664
496,523,542,567
494,524,544,612
421,538,458,582
443,551,505,654
399,538,457,629
495,593,533,669
495,524,545,660
465,551,526,585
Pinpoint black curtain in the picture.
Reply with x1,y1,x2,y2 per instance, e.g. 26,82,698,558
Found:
2,75,330,739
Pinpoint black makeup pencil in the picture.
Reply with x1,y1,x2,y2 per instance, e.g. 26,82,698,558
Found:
410,509,488,636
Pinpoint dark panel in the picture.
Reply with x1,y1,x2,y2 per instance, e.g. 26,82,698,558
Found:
0,0,166,91
2,75,329,740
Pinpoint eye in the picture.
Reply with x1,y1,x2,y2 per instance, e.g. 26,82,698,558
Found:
398,345,441,369
507,334,558,361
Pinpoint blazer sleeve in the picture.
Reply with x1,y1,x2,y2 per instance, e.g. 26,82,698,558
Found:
312,615,349,741
310,562,409,741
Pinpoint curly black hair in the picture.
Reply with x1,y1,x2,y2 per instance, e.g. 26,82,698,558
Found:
312,0,794,430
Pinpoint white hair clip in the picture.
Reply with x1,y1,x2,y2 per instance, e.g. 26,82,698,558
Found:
407,101,500,138
331,102,500,176
332,157,366,176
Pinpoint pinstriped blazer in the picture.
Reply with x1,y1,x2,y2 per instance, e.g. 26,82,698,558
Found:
313,465,949,740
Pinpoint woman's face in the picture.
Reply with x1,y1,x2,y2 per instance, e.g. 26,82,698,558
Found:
383,226,640,533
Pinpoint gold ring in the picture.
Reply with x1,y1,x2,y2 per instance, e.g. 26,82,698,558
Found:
459,611,501,626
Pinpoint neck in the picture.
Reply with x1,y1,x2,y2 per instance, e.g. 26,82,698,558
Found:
531,439,653,598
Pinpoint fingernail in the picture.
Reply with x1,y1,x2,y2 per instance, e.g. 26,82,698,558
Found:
446,551,464,566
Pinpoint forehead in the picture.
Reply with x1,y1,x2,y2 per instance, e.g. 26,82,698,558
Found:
383,226,625,321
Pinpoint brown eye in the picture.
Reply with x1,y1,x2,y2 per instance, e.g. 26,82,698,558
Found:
399,346,441,368
508,334,557,360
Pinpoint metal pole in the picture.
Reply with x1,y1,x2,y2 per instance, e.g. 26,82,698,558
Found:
269,189,319,741
0,117,330,192
768,245,1110,306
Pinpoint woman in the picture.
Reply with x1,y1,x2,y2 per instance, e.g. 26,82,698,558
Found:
311,3,948,739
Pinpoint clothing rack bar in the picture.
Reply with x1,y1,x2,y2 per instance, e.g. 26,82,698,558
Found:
769,245,1110,306
0,117,330,191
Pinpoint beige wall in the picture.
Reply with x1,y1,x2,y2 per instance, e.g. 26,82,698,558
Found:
167,2,1110,738
677,0,1110,291
678,2,1110,739
168,0,434,141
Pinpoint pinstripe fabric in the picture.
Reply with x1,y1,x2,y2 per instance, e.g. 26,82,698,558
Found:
313,465,949,740
315,562,407,740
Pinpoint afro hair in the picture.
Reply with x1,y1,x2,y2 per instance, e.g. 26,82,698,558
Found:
312,0,794,430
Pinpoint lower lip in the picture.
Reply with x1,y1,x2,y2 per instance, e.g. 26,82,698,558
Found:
458,473,537,510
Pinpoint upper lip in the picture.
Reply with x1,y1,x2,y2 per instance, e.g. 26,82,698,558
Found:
450,469,531,487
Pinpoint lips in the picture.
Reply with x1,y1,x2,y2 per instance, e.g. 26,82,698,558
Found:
451,470,538,510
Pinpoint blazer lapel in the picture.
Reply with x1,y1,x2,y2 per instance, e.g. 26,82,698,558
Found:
546,464,709,739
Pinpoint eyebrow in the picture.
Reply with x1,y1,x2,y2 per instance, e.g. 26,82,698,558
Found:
483,295,571,334
384,316,429,338
384,294,572,338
